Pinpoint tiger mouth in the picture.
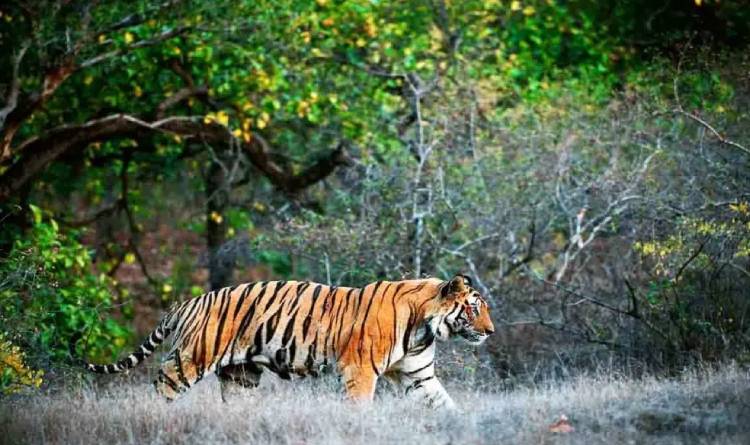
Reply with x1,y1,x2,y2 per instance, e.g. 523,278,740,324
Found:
460,331,488,345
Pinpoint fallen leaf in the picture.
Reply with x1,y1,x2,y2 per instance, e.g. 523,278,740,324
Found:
548,414,575,433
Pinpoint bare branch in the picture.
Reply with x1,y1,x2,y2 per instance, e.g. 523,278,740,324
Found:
499,221,536,279
667,39,749,157
554,152,656,282
0,41,30,130
672,108,750,157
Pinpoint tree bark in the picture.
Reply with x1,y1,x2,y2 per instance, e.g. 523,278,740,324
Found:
205,158,232,290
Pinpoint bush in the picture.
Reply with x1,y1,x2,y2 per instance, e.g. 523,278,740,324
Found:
0,205,131,391
631,204,750,366
0,332,43,395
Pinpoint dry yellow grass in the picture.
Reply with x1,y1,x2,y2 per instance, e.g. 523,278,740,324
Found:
1,364,749,444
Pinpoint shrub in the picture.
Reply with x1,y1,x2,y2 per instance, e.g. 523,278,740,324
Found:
631,203,750,366
0,332,44,395
0,205,131,390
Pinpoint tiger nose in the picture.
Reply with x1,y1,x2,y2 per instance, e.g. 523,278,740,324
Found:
484,326,495,335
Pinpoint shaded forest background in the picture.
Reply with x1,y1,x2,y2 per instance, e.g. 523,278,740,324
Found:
1,0,749,394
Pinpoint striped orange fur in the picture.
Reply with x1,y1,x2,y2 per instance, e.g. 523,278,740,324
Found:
84,274,494,408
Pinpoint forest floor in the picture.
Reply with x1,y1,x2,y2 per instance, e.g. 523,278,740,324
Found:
1,364,749,445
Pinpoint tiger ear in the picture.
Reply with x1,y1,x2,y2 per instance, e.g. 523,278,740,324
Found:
441,274,468,298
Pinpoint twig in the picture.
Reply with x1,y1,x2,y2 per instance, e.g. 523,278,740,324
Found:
672,108,750,157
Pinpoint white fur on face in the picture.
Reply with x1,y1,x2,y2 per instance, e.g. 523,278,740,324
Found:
436,293,489,345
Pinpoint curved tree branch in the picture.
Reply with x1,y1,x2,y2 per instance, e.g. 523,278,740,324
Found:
0,24,191,164
0,114,350,202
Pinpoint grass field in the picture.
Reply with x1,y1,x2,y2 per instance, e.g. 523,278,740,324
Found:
2,364,749,445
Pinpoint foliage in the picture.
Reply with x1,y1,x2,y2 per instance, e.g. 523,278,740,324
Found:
0,206,131,379
0,0,749,384
631,204,750,364
0,332,44,395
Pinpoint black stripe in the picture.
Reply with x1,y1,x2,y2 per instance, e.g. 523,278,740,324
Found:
309,334,318,367
386,283,405,367
409,325,435,355
320,286,336,317
448,301,461,317
174,294,205,336
266,310,281,342
263,280,287,310
253,324,264,351
174,350,191,388
370,345,381,376
275,348,291,380
275,348,287,367
281,310,297,346
176,295,203,327
405,375,435,394
168,301,190,324
233,282,257,318
130,350,145,364
333,288,356,348
304,345,314,370
193,289,223,376
180,290,216,346
148,330,161,348
404,360,434,376
222,283,258,365
234,282,271,342
288,339,296,366
322,288,343,355
250,281,291,346
357,281,383,351
212,286,234,362
402,312,414,354
309,284,323,307
301,308,313,340
403,282,426,296
158,370,180,392
296,282,311,299
334,288,358,357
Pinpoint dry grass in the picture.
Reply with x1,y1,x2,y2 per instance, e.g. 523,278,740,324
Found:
2,364,749,445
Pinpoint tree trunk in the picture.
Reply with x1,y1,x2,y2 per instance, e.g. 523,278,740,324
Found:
205,158,232,291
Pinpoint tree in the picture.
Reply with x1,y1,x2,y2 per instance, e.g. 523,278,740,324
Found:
0,1,356,289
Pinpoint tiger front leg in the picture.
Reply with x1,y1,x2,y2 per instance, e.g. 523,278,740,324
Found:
340,365,378,402
405,375,456,410
388,351,456,410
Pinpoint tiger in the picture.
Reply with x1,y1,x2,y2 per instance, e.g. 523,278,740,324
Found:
80,274,494,409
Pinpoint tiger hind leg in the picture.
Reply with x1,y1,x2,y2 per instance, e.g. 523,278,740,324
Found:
217,363,263,403
153,351,198,401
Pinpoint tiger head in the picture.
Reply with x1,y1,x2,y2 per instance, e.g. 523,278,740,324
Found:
431,274,494,345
